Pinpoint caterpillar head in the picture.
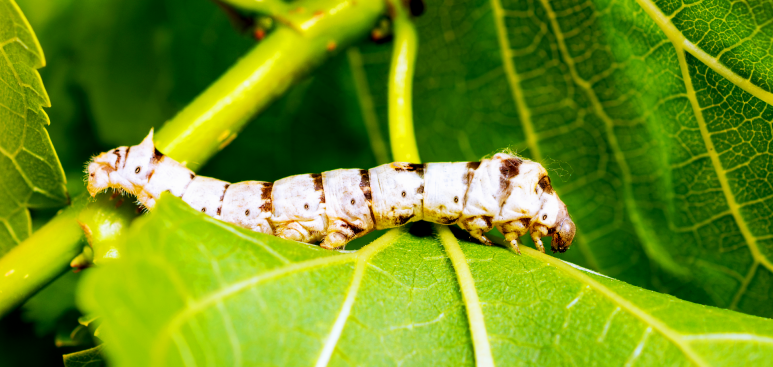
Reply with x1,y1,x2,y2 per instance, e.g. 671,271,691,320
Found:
530,176,575,253
87,130,157,197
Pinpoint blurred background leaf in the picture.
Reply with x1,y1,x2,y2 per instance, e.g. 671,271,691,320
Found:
0,0,68,255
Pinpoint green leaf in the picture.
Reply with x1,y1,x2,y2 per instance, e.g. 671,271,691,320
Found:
79,196,773,366
0,0,67,254
346,0,773,316
63,345,105,367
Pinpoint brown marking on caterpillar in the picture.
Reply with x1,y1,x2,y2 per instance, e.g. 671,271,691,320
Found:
260,183,273,212
190,173,196,180
153,148,164,163
261,183,273,200
337,221,364,238
414,163,425,177
311,173,325,203
435,216,456,224
359,169,376,225
499,158,522,191
216,184,230,216
124,147,130,169
464,161,480,186
397,213,415,225
259,201,272,212
359,170,372,201
219,184,230,202
417,184,424,194
147,169,155,181
312,173,323,191
482,215,493,229
539,175,553,194
391,162,425,174
113,149,121,168
350,223,365,236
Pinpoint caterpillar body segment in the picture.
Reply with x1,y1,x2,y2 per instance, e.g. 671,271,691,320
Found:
220,181,274,235
87,131,576,254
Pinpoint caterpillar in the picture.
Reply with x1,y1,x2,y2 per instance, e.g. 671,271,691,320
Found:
86,131,575,254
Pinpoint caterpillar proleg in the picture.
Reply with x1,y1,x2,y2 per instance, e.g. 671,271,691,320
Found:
86,131,576,254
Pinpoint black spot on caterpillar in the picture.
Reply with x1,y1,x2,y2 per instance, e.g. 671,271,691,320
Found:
86,131,576,254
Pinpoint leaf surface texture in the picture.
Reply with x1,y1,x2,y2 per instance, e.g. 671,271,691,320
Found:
80,197,773,366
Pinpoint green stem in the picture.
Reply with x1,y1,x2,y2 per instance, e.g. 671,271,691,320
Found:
387,6,420,163
0,0,386,318
155,0,386,170
0,196,88,317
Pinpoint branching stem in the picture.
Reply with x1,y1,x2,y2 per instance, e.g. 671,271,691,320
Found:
155,0,385,170
0,0,386,318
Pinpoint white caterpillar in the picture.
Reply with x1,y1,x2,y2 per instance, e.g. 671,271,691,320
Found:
86,131,575,254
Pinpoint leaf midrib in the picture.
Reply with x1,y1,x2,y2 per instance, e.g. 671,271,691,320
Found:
436,225,495,367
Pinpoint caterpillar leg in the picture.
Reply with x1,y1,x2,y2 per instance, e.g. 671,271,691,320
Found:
467,229,494,247
320,232,348,250
503,232,523,255
277,227,305,242
530,231,546,253
497,220,529,255
459,216,495,247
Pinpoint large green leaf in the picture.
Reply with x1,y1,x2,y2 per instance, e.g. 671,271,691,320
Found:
79,196,773,366
0,0,67,255
347,0,773,316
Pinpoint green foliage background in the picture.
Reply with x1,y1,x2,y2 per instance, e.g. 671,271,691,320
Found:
3,0,773,364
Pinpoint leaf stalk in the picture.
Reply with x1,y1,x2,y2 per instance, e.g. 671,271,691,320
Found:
387,4,420,163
